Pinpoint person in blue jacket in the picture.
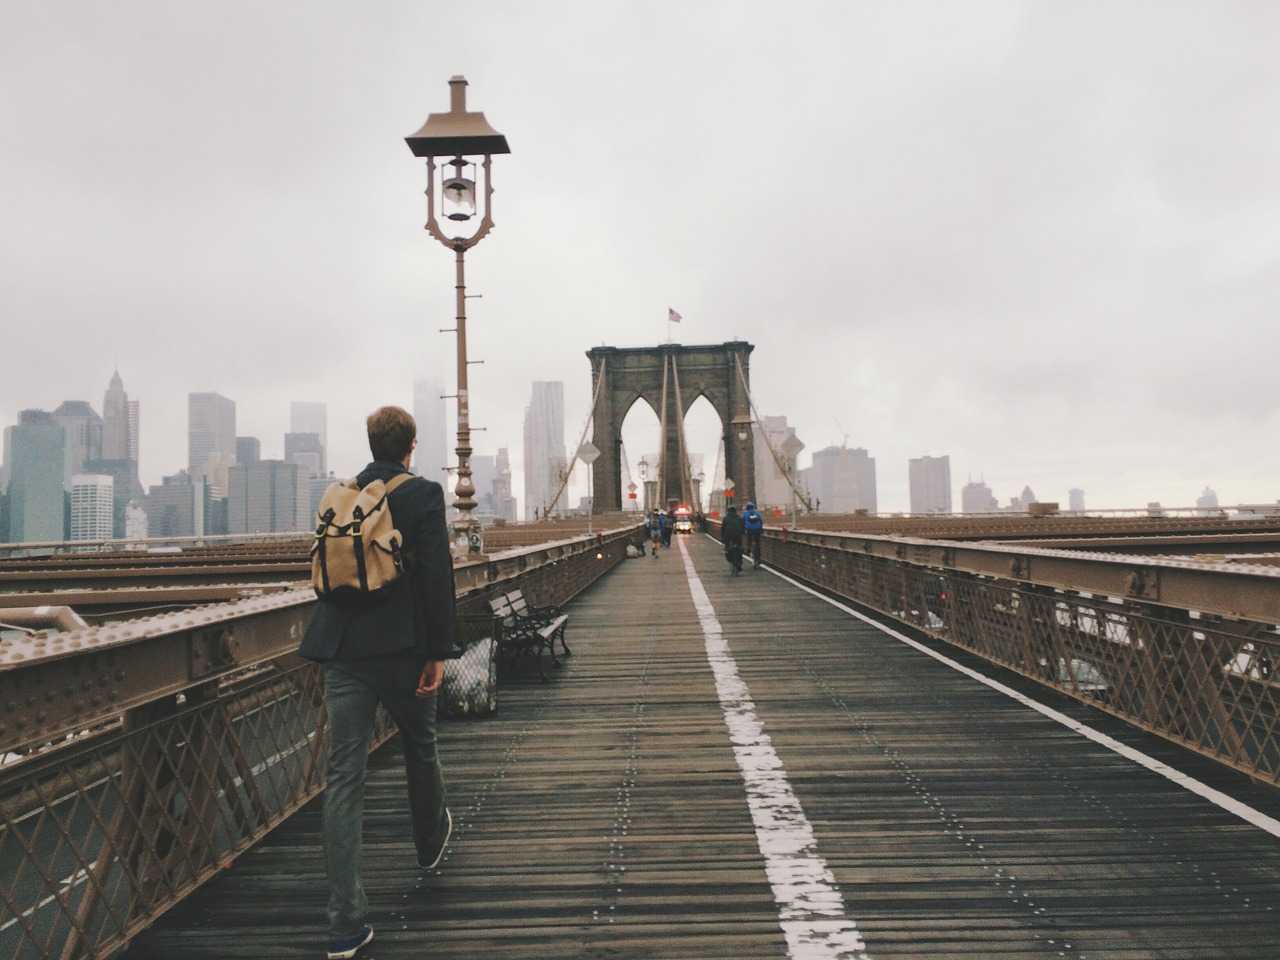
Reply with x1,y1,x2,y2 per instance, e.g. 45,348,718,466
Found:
742,502,764,568
659,510,673,547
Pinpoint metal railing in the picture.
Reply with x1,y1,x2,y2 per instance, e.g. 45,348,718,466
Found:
722,524,1280,787
0,523,644,959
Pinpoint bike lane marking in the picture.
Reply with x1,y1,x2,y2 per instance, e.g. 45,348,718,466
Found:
676,536,870,960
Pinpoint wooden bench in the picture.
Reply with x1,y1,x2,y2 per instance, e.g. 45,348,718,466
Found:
489,588,570,682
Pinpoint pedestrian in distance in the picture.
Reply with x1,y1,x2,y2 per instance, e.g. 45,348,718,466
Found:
660,510,673,548
648,511,661,556
722,504,745,575
742,502,764,569
300,405,458,960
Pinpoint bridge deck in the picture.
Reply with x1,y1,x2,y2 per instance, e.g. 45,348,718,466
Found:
128,535,1280,959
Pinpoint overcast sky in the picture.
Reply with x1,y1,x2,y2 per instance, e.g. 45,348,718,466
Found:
4,2,1278,514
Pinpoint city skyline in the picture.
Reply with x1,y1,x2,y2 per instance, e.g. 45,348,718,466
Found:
0,363,1258,542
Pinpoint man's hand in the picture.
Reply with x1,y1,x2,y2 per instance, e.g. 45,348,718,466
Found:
416,660,444,698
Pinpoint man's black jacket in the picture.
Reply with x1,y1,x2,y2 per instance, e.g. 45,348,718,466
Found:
721,511,745,545
299,461,457,664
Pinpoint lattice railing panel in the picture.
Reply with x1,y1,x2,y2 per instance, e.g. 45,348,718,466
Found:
760,534,1280,785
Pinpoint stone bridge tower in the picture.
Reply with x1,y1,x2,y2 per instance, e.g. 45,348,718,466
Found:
587,341,755,512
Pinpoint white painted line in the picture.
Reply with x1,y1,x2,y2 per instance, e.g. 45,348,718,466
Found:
0,866,91,933
728,537,1280,841
677,537,869,960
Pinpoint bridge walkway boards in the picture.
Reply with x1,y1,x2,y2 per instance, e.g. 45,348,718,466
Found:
129,535,1280,959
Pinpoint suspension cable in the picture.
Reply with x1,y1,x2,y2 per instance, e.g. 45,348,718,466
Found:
656,354,670,509
670,355,694,506
544,356,607,518
733,353,814,512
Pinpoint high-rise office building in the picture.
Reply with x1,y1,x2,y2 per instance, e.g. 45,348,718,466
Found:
52,401,103,490
752,416,805,509
471,453,497,519
82,457,144,537
236,436,261,465
309,472,337,526
961,479,998,513
1196,486,1219,511
0,425,12,493
909,454,952,514
1068,488,1086,512
103,370,131,461
144,471,199,538
807,446,877,513
127,400,140,465
70,474,114,540
523,382,566,519
284,432,324,478
227,460,308,533
9,411,66,542
413,378,448,484
188,392,236,496
493,447,517,521
289,402,327,474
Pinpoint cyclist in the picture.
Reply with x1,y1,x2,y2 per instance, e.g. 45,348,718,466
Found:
742,502,764,568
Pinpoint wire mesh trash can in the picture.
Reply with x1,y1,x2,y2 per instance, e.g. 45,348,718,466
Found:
441,613,498,718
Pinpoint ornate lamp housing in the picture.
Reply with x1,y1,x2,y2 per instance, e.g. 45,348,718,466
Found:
405,75,510,248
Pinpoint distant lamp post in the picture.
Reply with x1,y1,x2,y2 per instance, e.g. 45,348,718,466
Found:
406,75,510,560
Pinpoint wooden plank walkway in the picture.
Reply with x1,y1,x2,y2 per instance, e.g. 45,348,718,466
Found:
128,535,1280,959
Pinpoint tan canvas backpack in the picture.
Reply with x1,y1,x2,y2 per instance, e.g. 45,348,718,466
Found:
310,473,416,597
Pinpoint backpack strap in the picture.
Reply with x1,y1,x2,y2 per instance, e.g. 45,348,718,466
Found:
384,472,417,495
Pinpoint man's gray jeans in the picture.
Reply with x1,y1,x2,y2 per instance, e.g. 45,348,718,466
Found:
322,658,448,938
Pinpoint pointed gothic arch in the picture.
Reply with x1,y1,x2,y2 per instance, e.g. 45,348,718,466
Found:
588,342,755,511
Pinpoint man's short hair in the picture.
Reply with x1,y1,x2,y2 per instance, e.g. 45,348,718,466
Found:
367,406,416,462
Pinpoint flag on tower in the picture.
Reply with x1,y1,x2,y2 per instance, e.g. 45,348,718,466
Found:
668,307,682,324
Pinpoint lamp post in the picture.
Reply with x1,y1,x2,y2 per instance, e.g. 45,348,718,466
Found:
406,75,510,561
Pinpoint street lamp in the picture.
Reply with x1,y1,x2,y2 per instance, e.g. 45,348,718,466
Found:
406,75,510,561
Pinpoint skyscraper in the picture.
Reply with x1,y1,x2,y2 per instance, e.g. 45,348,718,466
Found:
236,436,262,465
188,392,236,496
413,378,448,484
752,416,805,509
470,453,499,520
493,447,517,521
289,402,327,474
227,460,307,533
144,471,199,538
0,425,12,493
102,370,130,461
9,410,66,542
961,479,998,513
908,455,952,514
126,399,140,465
70,474,114,540
808,446,878,513
284,432,324,478
1068,488,1086,512
52,401,103,489
523,382,566,519
1196,486,1219,511
82,457,144,537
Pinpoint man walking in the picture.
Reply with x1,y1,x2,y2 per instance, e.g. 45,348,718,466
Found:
300,406,457,959
742,502,764,568
722,504,745,575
